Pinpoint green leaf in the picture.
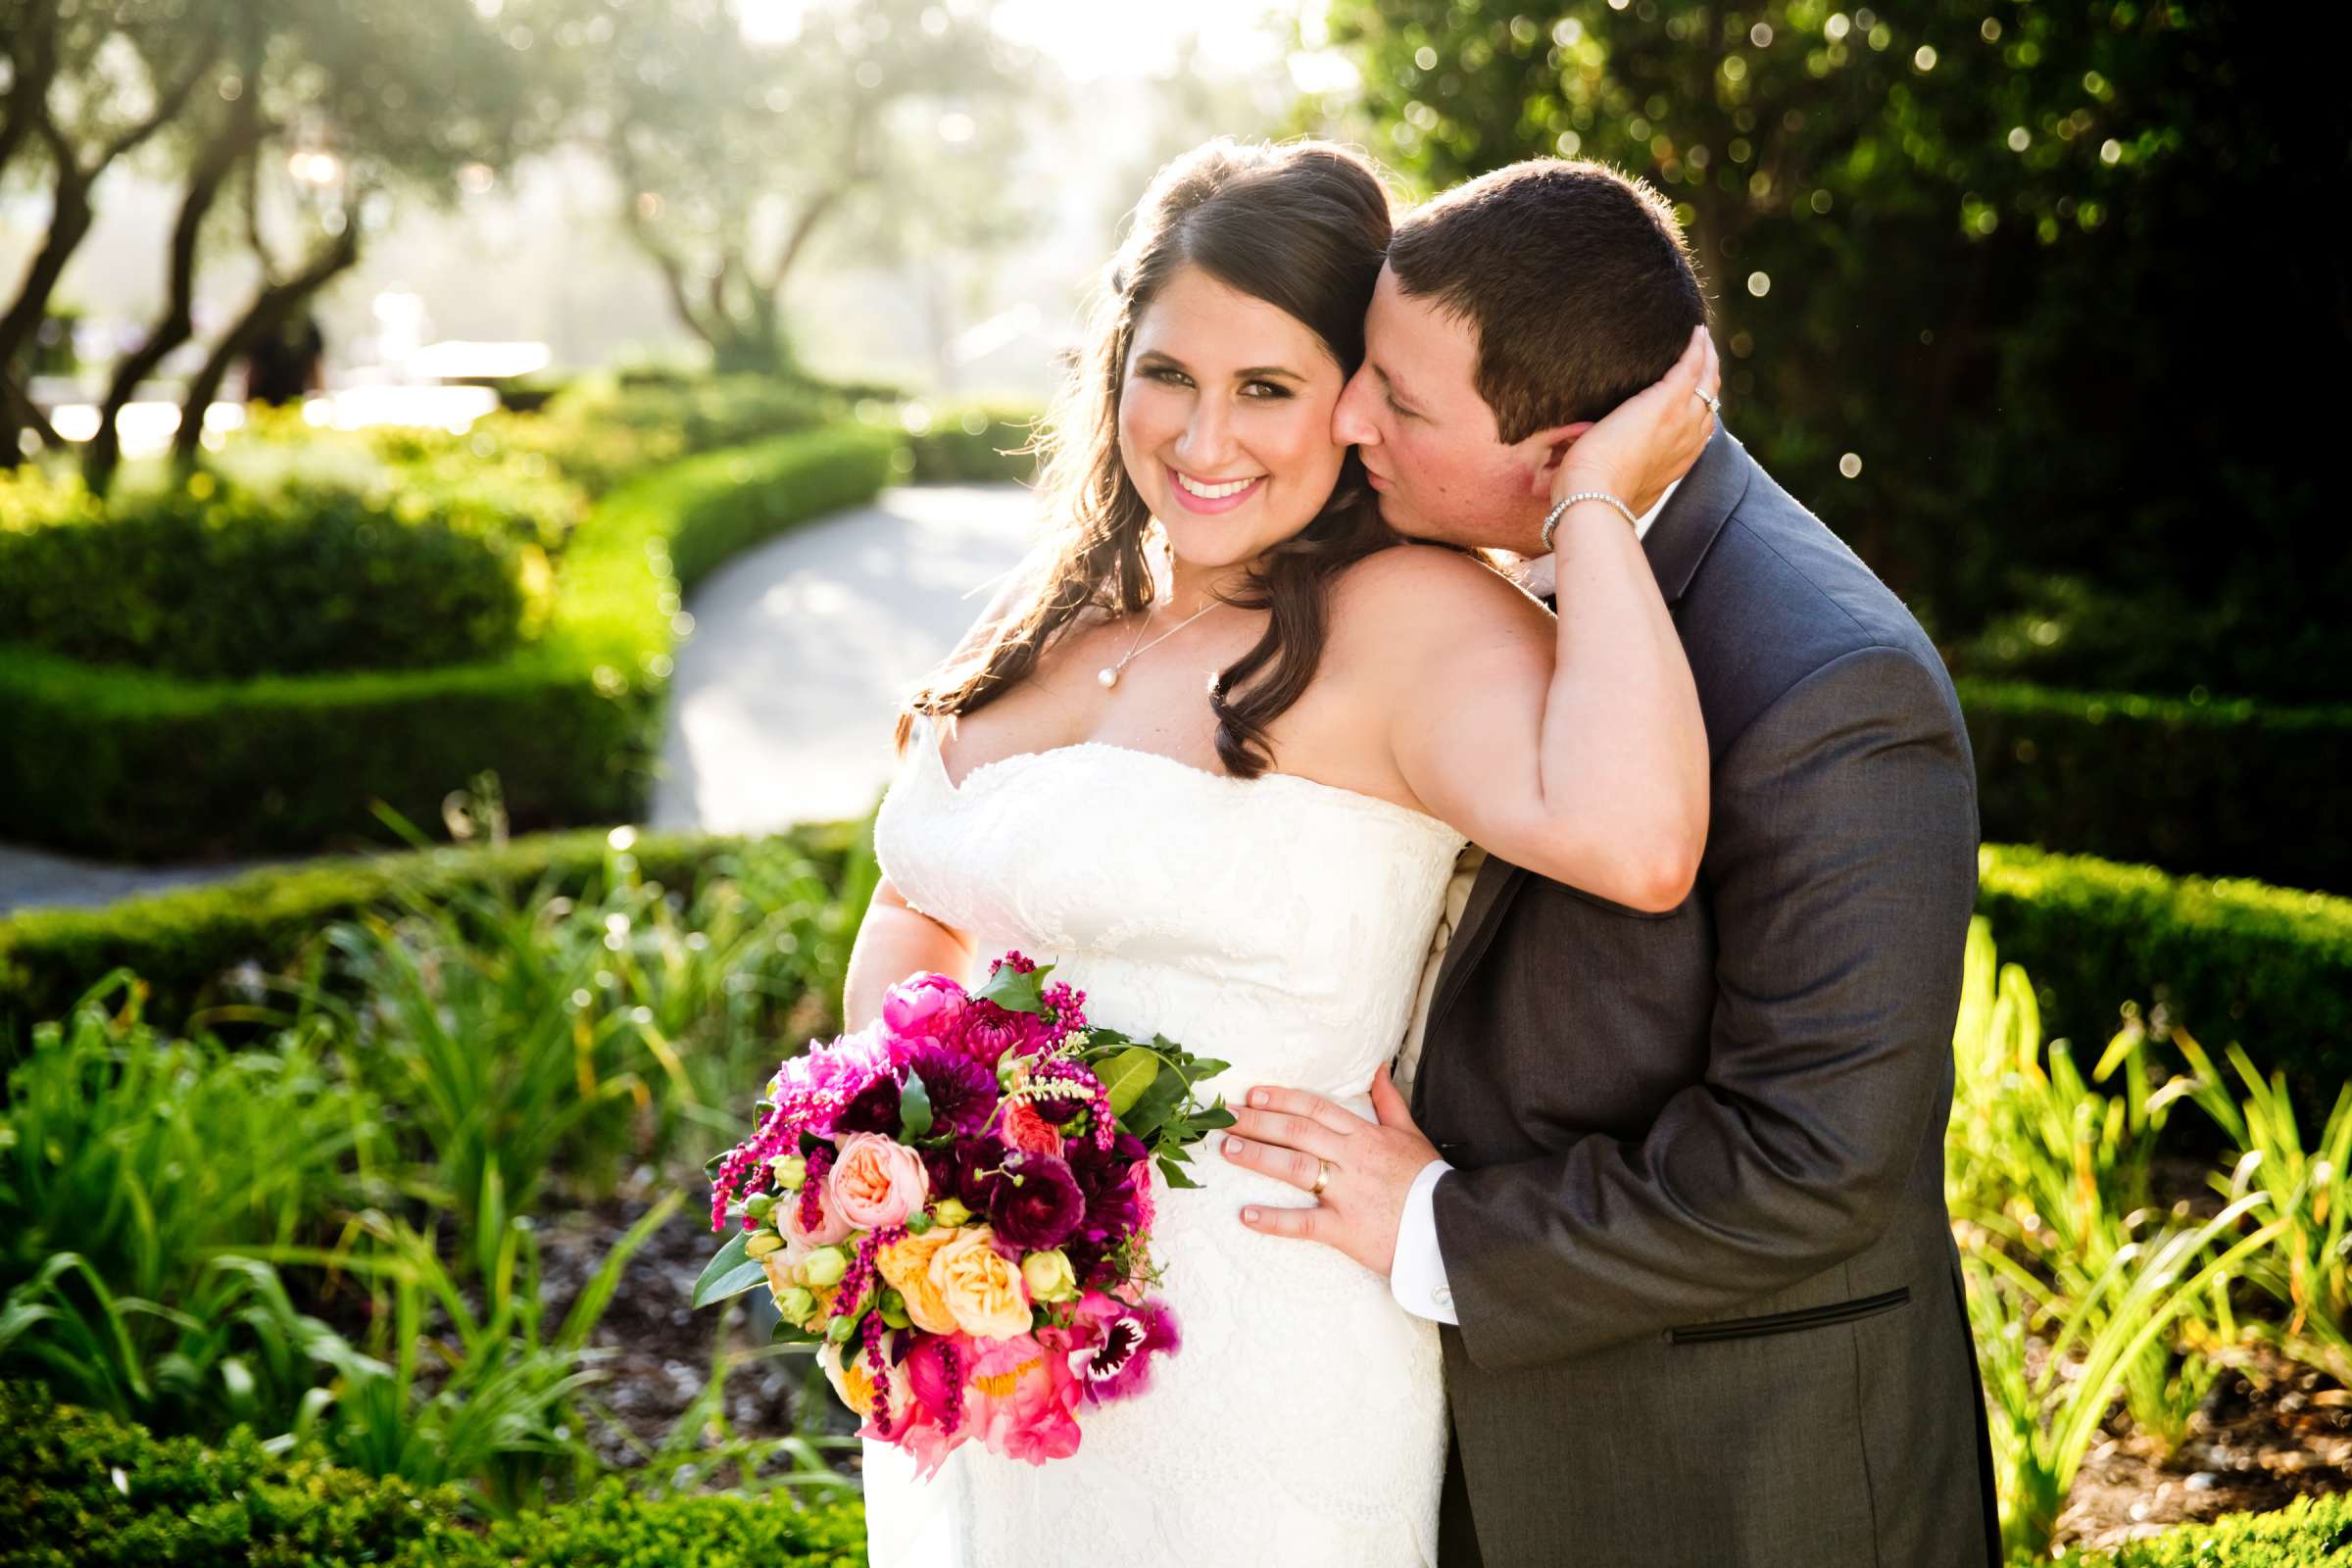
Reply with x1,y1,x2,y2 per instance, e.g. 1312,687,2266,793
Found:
971,960,1052,1015
1157,1154,1203,1190
899,1070,934,1142
703,1151,729,1182
1099,1047,1161,1118
692,1230,767,1309
1122,1066,1189,1143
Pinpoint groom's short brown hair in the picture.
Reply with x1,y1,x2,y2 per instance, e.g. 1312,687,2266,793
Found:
1387,160,1709,444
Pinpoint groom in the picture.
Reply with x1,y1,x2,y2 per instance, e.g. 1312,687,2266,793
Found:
1221,160,2000,1566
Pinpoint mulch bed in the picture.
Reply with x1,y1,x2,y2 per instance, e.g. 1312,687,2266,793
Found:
533,1167,2352,1545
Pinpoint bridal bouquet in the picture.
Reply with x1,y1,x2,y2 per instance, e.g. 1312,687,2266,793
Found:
694,953,1232,1474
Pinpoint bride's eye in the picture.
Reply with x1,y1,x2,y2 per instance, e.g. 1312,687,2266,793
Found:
1243,380,1291,400
1143,367,1191,387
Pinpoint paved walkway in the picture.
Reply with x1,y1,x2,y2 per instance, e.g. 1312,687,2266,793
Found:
649,483,1039,832
0,484,1042,917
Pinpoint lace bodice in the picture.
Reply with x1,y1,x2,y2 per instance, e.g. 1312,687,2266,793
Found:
858,712,1466,1567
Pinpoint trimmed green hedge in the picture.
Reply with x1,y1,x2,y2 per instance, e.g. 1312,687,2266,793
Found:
369,374,847,497
0,465,573,680
0,425,899,862
904,400,1042,484
6,831,2341,1092
2048,1494,2352,1566
0,821,860,1050
1963,679,2352,895
1977,844,2352,1091
0,1383,868,1567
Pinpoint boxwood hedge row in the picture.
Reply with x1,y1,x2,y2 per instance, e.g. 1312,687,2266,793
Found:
0,425,899,862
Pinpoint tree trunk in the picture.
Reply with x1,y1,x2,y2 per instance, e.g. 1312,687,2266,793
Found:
83,108,259,494
170,213,364,474
0,7,64,181
0,153,96,386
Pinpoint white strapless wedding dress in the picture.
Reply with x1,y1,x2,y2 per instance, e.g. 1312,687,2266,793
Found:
859,711,1466,1567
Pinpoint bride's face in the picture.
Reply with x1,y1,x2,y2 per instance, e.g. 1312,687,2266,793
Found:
1116,265,1348,575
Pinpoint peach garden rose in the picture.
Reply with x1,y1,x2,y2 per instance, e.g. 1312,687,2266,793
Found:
878,1224,966,1336
827,1131,930,1231
932,1224,1034,1339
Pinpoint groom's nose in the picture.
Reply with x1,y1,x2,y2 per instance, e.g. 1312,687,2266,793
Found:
1332,368,1382,449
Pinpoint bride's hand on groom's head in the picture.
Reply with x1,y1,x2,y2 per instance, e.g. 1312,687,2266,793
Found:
1540,323,1722,517
1221,1065,1439,1279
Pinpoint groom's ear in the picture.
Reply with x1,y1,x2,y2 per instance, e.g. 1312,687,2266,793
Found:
1511,419,1598,498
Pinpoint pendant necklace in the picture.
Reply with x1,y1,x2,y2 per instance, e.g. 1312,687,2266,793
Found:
1098,599,1224,689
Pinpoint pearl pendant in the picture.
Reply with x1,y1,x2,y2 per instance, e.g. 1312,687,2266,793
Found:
1098,666,1119,689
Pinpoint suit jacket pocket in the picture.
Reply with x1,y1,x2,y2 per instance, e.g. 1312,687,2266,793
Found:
1665,1286,1911,1346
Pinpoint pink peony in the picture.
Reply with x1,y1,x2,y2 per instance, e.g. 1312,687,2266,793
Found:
883,971,968,1041
894,1335,976,1478
827,1132,931,1231
767,1022,903,1138
962,1332,1083,1465
1000,1097,1065,1158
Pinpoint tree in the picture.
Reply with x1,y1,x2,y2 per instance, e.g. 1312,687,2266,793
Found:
3,0,564,482
576,0,1037,375
1305,1,2343,692
0,0,230,461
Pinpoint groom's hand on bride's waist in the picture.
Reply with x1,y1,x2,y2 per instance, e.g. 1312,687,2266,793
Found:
1220,1064,1438,1278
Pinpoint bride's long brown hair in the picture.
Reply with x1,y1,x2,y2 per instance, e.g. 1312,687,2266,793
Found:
897,138,1400,778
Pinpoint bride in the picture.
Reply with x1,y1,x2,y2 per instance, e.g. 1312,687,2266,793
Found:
841,137,1717,1566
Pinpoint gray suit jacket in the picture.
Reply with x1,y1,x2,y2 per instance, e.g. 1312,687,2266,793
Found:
1413,421,2001,1566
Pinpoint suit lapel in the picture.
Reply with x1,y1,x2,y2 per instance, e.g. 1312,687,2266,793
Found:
1423,851,1527,1063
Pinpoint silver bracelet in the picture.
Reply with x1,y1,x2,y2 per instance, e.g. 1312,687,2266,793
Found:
1542,490,1640,552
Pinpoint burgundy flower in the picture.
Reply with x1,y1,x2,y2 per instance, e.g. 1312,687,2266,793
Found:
834,1072,904,1137
928,1133,1012,1213
905,1045,997,1139
989,1150,1086,1252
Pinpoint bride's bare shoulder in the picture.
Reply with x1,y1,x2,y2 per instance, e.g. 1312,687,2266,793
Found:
1331,543,1551,643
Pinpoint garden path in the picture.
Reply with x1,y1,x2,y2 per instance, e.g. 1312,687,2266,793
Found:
0,483,1041,917
648,481,1039,832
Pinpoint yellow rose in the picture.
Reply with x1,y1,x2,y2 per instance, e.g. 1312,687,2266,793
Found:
877,1225,966,1336
930,1225,1033,1339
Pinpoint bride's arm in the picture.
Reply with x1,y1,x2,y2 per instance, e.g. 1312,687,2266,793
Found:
1385,331,1718,911
843,881,973,1031
843,547,1046,1028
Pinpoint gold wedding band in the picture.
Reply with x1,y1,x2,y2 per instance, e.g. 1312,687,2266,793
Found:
1309,1159,1334,1197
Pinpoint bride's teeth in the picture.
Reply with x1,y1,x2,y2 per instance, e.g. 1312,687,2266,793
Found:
1176,472,1257,500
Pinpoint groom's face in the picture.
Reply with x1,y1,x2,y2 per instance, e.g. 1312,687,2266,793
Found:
1332,264,1547,555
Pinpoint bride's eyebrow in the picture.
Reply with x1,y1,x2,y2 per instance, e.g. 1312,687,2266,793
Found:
1133,349,1301,382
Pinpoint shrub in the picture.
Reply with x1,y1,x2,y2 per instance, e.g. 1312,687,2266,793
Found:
0,1384,869,1567
1963,680,2352,895
373,375,848,498
1977,845,2352,1095
0,466,570,680
0,425,901,861
2047,1493,2352,1566
902,400,1042,484
0,820,865,1056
